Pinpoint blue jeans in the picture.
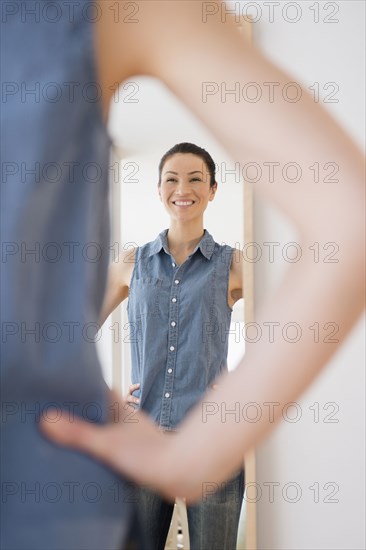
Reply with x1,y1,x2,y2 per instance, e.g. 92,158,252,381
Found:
134,468,245,550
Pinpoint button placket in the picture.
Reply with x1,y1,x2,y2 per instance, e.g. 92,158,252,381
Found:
159,261,185,427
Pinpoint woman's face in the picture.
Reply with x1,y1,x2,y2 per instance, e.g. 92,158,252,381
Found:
158,153,217,222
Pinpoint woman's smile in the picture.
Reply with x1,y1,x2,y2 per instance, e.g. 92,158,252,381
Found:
172,200,196,208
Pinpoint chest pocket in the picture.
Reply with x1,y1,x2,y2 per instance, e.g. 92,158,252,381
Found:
130,276,163,317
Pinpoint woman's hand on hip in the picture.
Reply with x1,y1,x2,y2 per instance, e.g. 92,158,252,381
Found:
126,383,140,407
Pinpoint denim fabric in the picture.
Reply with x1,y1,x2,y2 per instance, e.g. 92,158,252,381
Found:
135,468,245,550
187,468,245,550
127,228,235,430
1,2,133,548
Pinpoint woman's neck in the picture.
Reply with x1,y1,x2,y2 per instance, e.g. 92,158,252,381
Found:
166,222,205,255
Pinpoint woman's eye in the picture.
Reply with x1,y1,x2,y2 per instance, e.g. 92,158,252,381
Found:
190,178,201,182
166,178,177,183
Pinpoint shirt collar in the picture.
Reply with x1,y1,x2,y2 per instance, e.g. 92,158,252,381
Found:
148,228,216,260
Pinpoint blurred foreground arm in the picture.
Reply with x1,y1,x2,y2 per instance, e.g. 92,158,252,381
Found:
42,1,365,501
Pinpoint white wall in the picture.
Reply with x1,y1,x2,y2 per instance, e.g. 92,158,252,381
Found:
226,1,365,548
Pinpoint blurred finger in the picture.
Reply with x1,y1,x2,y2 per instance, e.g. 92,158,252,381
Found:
40,411,110,462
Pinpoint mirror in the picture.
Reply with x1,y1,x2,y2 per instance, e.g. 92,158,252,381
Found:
97,18,255,550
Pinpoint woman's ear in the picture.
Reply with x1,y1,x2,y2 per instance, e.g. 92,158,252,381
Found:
209,181,218,200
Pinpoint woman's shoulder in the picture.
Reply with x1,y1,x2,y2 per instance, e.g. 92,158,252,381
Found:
210,237,236,258
137,231,166,257
117,235,158,270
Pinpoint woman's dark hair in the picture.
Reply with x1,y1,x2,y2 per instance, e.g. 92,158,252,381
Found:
158,142,216,187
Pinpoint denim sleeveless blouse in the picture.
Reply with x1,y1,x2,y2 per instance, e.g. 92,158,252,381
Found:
127,228,234,431
1,2,133,548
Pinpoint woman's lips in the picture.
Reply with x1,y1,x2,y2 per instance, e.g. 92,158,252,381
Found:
172,200,195,207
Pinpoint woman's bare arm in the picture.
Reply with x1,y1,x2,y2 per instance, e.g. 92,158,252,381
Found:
42,1,365,501
99,248,135,326
230,248,244,305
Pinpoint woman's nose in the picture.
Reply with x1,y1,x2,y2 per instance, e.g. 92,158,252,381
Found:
175,180,190,194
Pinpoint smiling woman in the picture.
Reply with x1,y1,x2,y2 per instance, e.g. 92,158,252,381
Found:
98,142,246,549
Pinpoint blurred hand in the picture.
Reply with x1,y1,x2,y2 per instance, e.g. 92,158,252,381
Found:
40,389,177,500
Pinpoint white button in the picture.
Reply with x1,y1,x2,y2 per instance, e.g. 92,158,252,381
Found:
172,262,176,267
165,392,170,398
169,345,175,351
167,368,173,374
170,321,176,327
171,297,177,303
174,279,180,285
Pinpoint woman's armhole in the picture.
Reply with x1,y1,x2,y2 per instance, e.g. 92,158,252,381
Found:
123,245,139,292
